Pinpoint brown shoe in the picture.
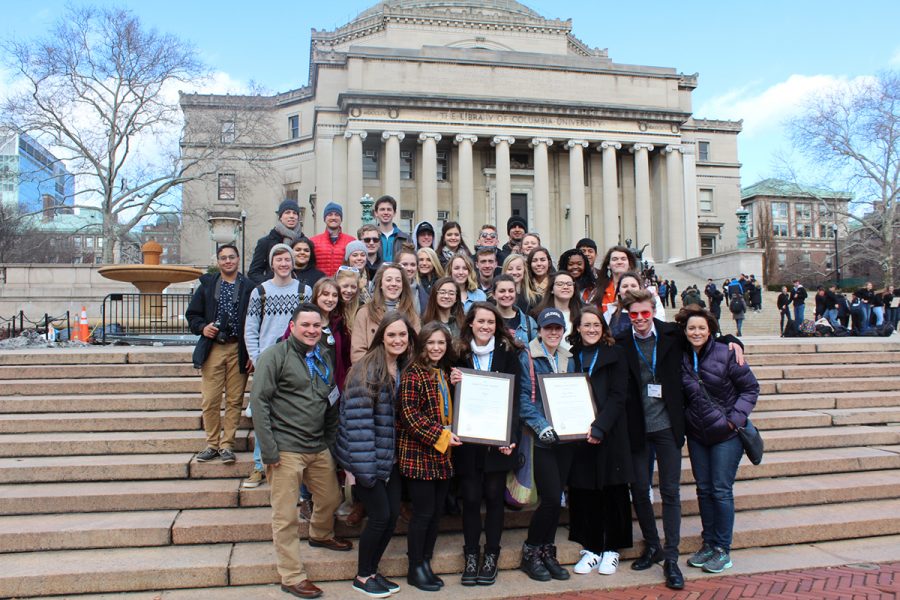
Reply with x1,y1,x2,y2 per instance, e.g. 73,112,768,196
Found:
298,499,313,521
308,536,353,552
281,579,323,599
344,501,366,527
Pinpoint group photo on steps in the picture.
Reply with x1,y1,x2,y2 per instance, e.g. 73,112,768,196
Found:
187,194,763,598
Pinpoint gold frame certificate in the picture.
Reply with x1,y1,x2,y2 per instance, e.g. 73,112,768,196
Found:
452,368,515,446
537,373,597,441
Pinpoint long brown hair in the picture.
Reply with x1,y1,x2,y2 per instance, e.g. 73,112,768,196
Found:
590,245,637,306
456,301,524,357
368,263,419,326
422,276,465,331
531,271,583,324
567,305,615,348
346,312,416,396
409,321,456,372
311,277,342,320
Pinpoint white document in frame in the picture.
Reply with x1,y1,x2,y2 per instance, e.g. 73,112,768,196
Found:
542,374,595,437
456,371,511,442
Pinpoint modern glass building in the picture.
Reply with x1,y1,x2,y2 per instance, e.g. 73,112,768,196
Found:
0,131,74,215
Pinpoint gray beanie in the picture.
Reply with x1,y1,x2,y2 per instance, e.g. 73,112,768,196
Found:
344,240,367,260
268,243,296,268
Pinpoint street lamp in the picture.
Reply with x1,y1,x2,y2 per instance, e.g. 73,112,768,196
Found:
833,222,841,288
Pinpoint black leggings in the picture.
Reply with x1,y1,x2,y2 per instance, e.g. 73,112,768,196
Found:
527,443,574,546
459,469,507,554
406,477,451,566
354,465,401,578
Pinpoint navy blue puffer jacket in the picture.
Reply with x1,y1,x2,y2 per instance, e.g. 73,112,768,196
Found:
681,339,759,446
335,370,397,488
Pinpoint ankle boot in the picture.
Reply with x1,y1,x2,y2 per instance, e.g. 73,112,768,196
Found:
407,563,440,592
461,549,479,586
477,550,499,585
520,543,551,581
422,559,443,587
541,544,570,580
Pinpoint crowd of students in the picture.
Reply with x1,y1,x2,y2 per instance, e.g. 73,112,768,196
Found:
186,195,760,599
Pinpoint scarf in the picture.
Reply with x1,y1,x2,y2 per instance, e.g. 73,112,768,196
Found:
274,221,303,245
470,337,496,371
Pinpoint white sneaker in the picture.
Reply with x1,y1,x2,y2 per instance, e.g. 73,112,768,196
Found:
649,487,655,503
597,551,619,575
573,549,600,574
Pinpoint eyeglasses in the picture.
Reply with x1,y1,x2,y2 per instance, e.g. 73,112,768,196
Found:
337,266,360,273
362,237,379,244
436,290,457,297
554,281,574,288
628,310,653,319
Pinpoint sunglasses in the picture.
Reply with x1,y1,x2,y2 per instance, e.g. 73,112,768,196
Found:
628,310,653,320
362,237,379,243
480,232,498,239
337,266,360,273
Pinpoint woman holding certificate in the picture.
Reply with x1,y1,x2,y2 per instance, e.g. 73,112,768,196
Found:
336,313,416,598
517,308,576,582
397,323,463,591
567,306,633,577
449,302,526,587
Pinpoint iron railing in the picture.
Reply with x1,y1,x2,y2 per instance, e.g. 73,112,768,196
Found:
1,310,71,341
100,293,195,344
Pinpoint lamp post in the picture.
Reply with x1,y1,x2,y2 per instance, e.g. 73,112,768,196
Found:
833,222,841,288
735,207,749,249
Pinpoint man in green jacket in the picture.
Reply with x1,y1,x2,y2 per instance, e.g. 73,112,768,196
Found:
250,303,351,599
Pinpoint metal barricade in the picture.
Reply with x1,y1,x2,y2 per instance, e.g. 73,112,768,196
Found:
100,293,194,344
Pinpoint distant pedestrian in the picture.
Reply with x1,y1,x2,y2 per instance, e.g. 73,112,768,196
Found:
668,280,678,308
790,280,808,324
729,293,746,337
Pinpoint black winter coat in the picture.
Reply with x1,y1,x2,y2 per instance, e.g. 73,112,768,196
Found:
185,272,250,372
452,341,524,475
335,370,398,488
616,321,687,452
248,229,295,284
681,340,759,446
568,343,634,489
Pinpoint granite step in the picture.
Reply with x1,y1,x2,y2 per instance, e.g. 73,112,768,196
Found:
822,406,900,425
749,410,832,429
774,376,900,394
0,363,198,380
744,339,900,355
0,479,241,515
749,350,900,366
0,377,203,396
0,430,250,457
747,424,900,452
0,393,207,414
0,348,191,366
755,390,900,412
0,411,203,433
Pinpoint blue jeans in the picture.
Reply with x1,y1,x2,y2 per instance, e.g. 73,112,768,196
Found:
253,443,263,471
687,435,743,552
860,303,872,329
873,306,884,327
793,304,805,324
825,308,839,328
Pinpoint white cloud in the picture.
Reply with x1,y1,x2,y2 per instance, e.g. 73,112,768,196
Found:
890,48,900,67
697,74,872,138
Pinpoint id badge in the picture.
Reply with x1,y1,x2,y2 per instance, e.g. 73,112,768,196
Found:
647,383,663,398
328,386,340,406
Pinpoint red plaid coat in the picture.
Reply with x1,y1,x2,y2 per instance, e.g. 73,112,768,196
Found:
397,363,454,480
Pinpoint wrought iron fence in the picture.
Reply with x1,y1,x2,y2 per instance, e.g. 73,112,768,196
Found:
1,310,71,341
100,293,194,344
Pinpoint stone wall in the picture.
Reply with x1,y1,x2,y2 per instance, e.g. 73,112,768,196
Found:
675,249,766,286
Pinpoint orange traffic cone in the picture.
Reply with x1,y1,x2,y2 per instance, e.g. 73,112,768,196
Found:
79,306,90,342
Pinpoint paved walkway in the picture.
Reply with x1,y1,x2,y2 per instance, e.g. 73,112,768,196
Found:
509,561,900,600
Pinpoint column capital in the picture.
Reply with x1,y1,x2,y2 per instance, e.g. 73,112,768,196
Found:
630,143,655,153
454,134,478,145
381,131,405,141
598,141,622,151
530,137,554,147
344,130,368,140
663,144,683,154
491,135,516,146
566,139,590,149
418,133,442,143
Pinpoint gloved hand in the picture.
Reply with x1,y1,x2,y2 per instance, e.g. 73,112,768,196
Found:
538,426,559,445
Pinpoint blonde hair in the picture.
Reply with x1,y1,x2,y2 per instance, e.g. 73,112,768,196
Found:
369,264,420,327
416,247,445,285
335,268,362,332
502,253,539,306
448,253,478,293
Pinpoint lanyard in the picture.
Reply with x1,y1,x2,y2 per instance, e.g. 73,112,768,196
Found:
539,341,559,373
633,335,657,382
435,369,449,418
692,351,700,375
581,349,599,374
472,351,493,371
305,347,330,385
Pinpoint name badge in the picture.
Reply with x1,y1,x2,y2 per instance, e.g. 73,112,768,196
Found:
328,386,340,406
647,384,663,398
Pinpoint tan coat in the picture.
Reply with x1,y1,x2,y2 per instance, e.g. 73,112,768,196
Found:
350,304,420,362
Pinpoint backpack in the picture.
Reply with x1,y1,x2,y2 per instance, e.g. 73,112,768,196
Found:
782,319,800,338
798,320,817,336
729,296,746,314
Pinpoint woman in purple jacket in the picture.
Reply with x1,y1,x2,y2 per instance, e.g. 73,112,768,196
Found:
675,306,758,575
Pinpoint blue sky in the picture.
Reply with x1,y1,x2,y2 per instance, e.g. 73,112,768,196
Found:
4,0,899,187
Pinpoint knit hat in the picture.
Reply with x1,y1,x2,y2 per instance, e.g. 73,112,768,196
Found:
507,215,527,233
277,199,301,217
576,237,597,251
323,202,343,220
268,243,296,268
344,240,367,260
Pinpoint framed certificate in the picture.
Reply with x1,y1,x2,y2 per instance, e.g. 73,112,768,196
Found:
452,368,515,446
537,373,596,441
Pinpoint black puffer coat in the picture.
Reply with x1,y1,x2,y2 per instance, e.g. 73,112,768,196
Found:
681,339,759,446
335,370,397,488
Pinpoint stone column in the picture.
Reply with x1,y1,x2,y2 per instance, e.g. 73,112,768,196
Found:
382,131,405,205
491,135,515,232
567,140,589,244
630,143,655,262
530,137,553,238
681,144,699,258
454,134,478,239
599,141,621,250
331,135,347,212
313,136,333,236
418,133,442,226
344,130,367,235
664,145,685,262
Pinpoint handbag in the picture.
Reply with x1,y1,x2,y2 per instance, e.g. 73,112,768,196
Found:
506,353,539,507
736,419,764,465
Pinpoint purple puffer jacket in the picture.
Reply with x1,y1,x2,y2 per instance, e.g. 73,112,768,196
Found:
681,339,759,446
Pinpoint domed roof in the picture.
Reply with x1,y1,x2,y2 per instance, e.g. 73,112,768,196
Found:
354,0,544,21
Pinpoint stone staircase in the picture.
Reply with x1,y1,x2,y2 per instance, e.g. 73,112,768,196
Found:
1,339,900,598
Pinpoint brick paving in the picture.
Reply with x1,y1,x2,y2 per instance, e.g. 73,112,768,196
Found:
508,561,900,600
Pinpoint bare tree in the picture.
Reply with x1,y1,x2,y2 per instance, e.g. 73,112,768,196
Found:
1,6,272,263
789,71,900,287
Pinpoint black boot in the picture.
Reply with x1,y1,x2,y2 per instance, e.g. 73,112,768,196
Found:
664,559,685,590
520,543,551,582
541,544,570,580
631,545,663,571
461,550,479,586
477,550,499,585
407,563,440,592
422,559,443,587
